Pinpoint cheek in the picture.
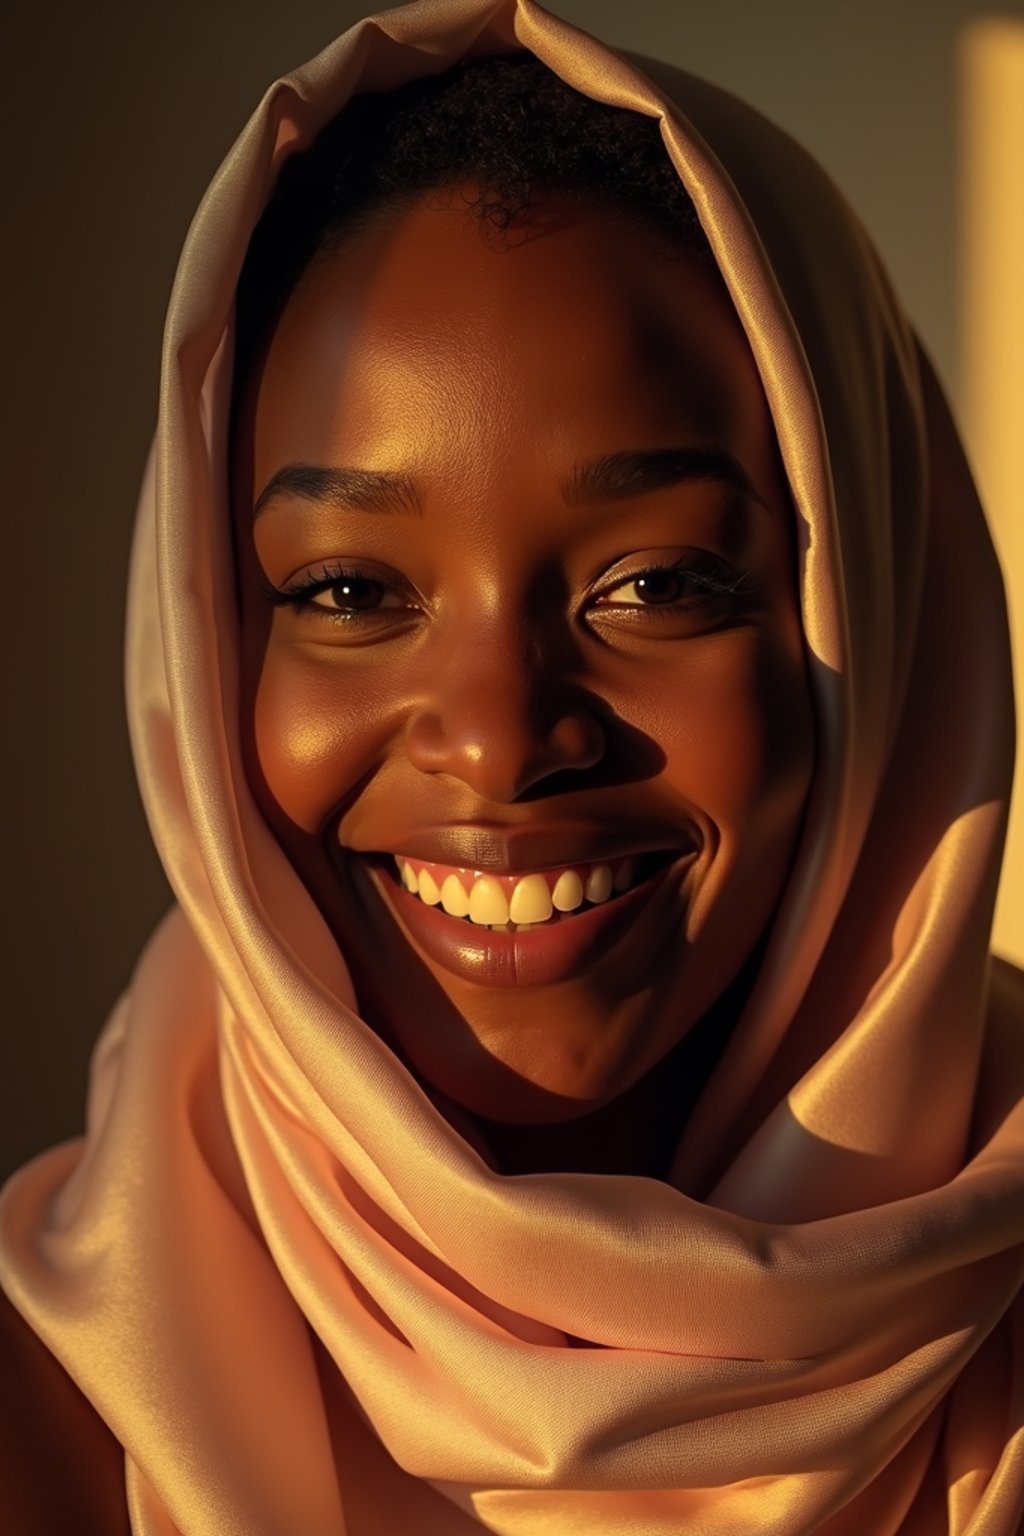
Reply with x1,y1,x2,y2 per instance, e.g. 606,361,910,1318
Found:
647,629,814,970
252,647,392,833
653,628,815,855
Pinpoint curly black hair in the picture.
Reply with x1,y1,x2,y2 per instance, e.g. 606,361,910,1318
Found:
233,52,712,393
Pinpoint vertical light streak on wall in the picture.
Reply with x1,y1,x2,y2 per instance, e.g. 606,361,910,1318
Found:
960,19,1024,966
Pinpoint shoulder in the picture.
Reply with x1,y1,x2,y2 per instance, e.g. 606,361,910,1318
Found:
0,1285,130,1535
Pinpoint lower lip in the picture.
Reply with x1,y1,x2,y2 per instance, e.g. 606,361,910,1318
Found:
357,853,694,988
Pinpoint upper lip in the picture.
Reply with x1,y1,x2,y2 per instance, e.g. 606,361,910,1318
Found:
347,823,699,874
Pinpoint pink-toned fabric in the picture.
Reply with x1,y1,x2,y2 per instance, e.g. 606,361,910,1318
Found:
1,2,1022,1530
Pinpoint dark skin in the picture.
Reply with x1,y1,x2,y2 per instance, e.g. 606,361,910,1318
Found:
231,187,816,1181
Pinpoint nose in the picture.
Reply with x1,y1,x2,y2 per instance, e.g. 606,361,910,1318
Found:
403,638,606,803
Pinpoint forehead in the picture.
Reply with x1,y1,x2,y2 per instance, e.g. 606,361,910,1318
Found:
250,193,772,485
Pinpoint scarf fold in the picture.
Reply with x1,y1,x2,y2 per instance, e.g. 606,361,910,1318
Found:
2,2,1022,1531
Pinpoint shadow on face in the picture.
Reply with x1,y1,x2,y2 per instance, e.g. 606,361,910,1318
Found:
231,187,816,1175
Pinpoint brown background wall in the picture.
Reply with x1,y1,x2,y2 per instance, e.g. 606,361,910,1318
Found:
3,0,1020,1182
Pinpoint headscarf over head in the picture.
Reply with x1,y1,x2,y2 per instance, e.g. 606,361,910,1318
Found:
2,1,1022,1531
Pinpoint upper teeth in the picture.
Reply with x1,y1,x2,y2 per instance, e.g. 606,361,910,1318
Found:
395,856,636,925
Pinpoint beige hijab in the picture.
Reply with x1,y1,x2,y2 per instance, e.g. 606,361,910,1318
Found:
2,1,1022,1530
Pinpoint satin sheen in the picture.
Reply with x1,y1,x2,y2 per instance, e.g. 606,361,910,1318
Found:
2,1,1023,1531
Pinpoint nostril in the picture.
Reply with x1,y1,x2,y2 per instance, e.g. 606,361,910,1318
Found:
548,711,607,770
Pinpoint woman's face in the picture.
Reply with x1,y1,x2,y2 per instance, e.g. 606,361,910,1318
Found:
233,189,815,1129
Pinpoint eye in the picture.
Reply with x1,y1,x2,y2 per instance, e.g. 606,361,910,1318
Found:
307,573,408,613
591,552,750,613
259,562,420,625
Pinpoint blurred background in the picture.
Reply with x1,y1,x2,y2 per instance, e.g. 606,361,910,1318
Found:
2,0,1022,1181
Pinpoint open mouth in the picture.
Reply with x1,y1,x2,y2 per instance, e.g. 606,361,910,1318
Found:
366,848,680,929
356,845,695,988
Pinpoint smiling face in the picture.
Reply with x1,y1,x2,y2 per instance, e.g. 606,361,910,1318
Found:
231,188,816,1140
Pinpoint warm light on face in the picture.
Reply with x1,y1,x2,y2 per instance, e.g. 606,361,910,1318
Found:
231,191,816,1133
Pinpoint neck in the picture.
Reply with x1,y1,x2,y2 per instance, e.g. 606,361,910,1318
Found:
476,1048,701,1180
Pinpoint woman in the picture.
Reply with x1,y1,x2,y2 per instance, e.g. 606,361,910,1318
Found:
2,0,1022,1530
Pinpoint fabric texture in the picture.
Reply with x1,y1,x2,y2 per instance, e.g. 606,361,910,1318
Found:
2,1,1023,1530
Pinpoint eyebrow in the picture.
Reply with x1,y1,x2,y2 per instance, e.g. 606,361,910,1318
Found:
253,463,420,519
252,446,759,520
562,447,760,506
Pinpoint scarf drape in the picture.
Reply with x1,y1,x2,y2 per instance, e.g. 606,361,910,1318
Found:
2,2,1022,1531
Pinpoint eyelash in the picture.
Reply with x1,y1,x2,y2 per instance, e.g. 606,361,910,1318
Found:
259,553,751,627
